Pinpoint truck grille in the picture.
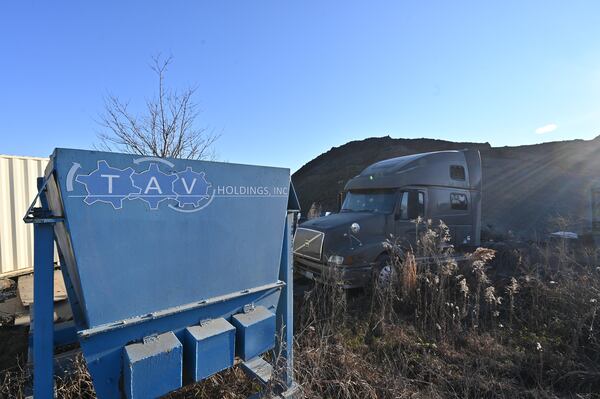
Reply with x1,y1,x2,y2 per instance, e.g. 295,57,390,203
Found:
293,228,324,261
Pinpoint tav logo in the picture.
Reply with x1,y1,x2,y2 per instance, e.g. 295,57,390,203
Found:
68,157,214,213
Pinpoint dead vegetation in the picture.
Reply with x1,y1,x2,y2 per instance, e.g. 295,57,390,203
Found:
294,219,600,398
2,220,599,398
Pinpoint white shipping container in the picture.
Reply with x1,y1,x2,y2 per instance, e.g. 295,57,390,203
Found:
0,154,59,277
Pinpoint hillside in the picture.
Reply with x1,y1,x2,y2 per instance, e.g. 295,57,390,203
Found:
292,136,600,237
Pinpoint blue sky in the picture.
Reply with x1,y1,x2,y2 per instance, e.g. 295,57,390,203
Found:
1,1,599,171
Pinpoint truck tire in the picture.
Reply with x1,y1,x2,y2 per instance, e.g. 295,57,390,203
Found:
372,254,393,288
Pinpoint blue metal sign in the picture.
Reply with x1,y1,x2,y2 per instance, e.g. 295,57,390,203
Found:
48,149,291,328
29,148,299,398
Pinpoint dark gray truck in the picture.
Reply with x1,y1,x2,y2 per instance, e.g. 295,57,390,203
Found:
293,149,482,288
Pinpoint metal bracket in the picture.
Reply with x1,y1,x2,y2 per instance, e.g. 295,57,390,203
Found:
343,230,363,249
199,318,213,326
241,356,272,386
23,176,63,224
142,334,159,345
243,303,256,313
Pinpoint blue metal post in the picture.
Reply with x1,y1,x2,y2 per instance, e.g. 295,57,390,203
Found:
276,213,294,389
33,178,55,399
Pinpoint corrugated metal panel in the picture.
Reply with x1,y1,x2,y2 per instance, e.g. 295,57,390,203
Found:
0,154,58,277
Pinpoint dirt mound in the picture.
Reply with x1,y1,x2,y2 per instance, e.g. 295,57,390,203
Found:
292,135,600,238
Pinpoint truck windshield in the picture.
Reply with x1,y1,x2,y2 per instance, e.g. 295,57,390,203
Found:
341,190,396,214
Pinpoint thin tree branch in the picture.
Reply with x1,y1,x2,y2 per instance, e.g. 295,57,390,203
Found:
97,55,218,160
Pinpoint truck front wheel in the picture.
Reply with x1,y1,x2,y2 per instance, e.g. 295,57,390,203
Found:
372,254,393,288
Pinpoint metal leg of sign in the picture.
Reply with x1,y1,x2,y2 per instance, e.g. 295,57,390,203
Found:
33,220,55,399
30,177,57,399
275,213,300,398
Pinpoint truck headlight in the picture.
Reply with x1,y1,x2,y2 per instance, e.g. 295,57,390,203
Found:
327,255,344,266
350,222,360,234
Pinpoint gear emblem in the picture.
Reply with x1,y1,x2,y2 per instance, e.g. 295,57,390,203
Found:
75,160,139,209
131,163,177,210
172,166,212,207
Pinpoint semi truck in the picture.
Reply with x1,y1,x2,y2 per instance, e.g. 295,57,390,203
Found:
293,149,482,288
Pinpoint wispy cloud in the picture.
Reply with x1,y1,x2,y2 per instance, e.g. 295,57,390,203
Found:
535,123,558,134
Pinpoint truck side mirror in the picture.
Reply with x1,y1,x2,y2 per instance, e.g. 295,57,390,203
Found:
395,191,408,220
407,191,419,220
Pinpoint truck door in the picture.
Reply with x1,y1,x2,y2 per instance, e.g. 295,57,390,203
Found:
394,190,425,249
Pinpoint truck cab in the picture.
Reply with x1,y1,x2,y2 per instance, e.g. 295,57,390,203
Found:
293,149,482,288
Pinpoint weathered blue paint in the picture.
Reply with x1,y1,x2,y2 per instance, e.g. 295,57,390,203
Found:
231,306,276,361
32,148,299,398
124,332,183,399
184,318,235,381
33,177,56,399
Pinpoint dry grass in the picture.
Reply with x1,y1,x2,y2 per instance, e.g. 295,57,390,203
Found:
0,360,30,399
294,219,600,398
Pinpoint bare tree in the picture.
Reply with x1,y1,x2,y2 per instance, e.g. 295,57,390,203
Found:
97,55,219,160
